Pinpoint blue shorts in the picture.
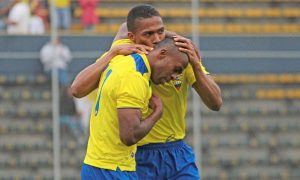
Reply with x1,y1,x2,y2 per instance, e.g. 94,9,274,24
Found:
81,163,137,180
136,140,200,180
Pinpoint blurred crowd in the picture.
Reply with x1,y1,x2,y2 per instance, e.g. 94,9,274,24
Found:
0,0,99,35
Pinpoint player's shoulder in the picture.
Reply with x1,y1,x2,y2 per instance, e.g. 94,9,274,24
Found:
110,55,136,74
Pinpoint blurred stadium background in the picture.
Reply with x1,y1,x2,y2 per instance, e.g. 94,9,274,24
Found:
1,0,300,179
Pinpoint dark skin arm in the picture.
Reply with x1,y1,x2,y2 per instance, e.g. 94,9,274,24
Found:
71,43,152,98
174,36,223,111
118,94,163,146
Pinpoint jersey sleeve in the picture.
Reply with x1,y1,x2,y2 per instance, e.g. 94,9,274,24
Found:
185,61,210,86
116,73,149,109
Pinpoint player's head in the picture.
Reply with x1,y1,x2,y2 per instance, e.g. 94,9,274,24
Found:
127,4,165,47
147,38,189,85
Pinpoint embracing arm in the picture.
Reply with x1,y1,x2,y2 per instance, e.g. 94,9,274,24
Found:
71,50,116,98
174,36,222,111
71,44,152,98
118,95,162,146
71,30,129,98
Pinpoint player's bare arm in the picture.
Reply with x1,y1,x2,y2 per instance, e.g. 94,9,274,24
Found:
118,94,163,146
174,36,223,111
71,43,152,98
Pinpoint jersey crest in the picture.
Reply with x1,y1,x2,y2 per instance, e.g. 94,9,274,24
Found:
173,74,182,90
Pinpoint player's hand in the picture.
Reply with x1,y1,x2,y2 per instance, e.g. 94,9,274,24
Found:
111,44,153,56
173,36,201,65
149,94,163,117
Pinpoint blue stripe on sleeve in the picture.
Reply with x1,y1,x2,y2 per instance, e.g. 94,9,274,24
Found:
131,54,148,75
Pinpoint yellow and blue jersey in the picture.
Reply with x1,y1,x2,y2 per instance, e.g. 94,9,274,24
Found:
107,39,210,145
84,40,152,171
138,63,209,145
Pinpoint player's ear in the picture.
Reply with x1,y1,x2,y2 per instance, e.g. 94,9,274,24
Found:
158,48,167,60
128,32,135,42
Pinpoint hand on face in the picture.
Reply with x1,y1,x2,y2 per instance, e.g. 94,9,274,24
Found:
173,36,201,65
111,44,153,56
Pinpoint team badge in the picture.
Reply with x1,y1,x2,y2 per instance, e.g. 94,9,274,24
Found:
173,75,182,90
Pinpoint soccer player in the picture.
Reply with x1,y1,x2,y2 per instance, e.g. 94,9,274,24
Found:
72,4,222,180
79,38,189,179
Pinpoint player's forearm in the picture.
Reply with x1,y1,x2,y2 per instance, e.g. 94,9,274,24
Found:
71,51,116,98
133,109,162,143
192,63,222,111
122,109,162,146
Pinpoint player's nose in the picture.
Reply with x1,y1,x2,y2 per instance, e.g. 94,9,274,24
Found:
171,74,177,80
152,34,160,44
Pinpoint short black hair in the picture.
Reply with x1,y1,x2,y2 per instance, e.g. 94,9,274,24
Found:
127,4,161,32
154,37,189,62
154,37,175,49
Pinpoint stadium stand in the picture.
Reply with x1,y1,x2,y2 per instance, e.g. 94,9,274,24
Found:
69,0,300,34
0,33,299,179
190,75,300,179
1,72,299,179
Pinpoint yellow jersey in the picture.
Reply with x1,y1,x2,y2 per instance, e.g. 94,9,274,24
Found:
84,41,152,171
107,39,209,145
138,63,209,145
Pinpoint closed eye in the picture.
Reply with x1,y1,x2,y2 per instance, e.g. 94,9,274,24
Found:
174,67,183,74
